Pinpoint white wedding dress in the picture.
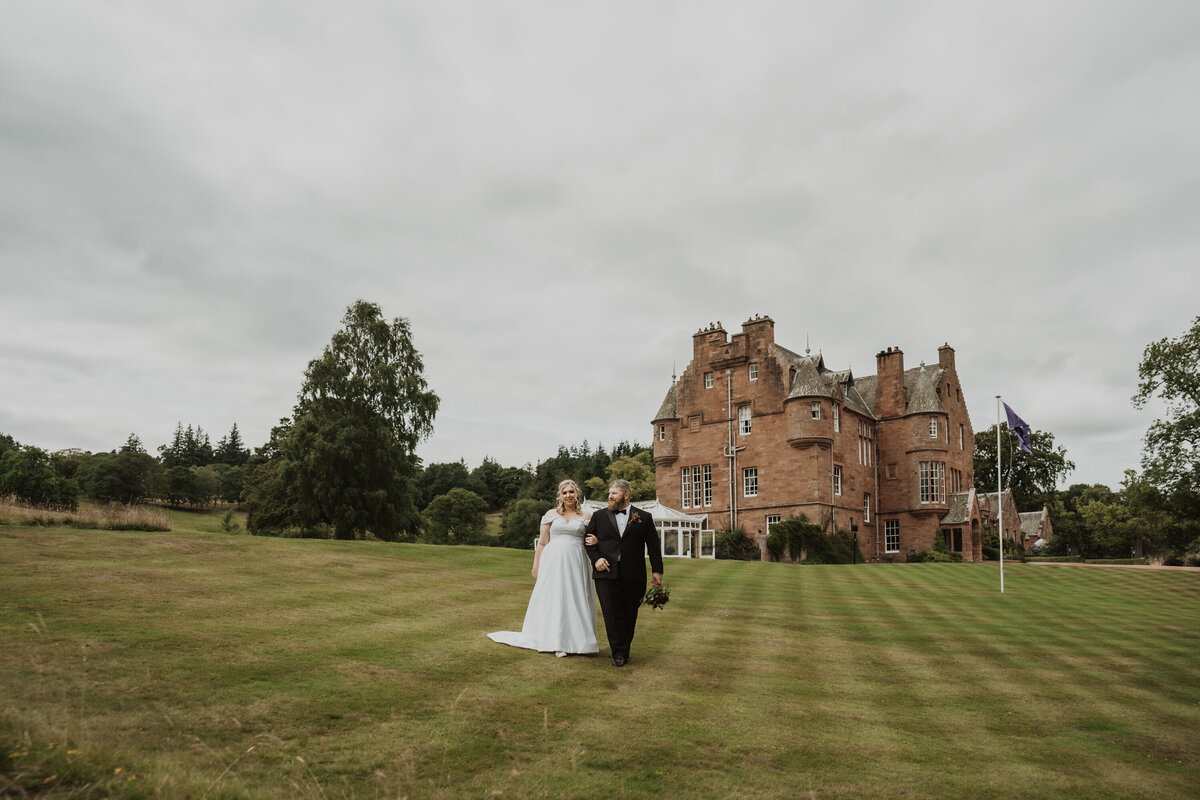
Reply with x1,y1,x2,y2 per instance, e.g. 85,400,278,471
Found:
487,510,599,655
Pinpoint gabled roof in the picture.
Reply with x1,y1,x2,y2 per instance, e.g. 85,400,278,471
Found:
1019,511,1045,537
941,489,978,525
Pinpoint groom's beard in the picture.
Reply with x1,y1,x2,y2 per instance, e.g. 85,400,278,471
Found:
608,499,628,512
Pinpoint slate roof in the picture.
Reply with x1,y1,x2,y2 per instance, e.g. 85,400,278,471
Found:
654,383,678,421
941,489,977,525
1019,511,1045,537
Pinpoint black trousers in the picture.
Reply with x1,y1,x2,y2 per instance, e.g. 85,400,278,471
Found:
594,562,644,658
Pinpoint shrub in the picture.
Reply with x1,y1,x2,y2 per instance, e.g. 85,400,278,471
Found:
715,528,759,560
767,518,863,564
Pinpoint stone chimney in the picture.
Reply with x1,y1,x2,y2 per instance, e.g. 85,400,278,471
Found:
741,314,775,347
692,322,728,365
938,343,956,373
875,346,906,419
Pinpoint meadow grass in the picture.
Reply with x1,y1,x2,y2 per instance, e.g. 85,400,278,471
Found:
1,521,1198,799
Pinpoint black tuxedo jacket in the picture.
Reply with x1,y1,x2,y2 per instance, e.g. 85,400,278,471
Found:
584,505,664,585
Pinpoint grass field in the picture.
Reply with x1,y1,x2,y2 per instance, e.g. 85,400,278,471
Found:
2,517,1198,799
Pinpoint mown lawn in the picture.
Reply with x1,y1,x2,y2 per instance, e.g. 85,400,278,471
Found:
2,522,1198,799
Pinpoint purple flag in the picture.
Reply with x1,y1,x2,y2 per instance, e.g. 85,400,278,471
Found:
1003,402,1032,453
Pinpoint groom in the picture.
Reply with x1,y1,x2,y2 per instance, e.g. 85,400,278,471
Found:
584,479,664,667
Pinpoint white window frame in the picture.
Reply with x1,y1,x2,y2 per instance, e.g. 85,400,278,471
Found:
833,465,842,496
693,466,703,509
681,466,692,508
658,424,665,441
811,401,821,420
703,464,713,507
863,493,871,523
920,461,946,504
749,363,759,381
704,372,714,389
833,404,840,433
739,405,751,435
929,416,938,439
959,424,965,450
885,520,900,553
743,467,758,498
766,514,781,532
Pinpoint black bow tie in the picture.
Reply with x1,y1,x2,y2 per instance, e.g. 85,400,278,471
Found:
614,508,628,516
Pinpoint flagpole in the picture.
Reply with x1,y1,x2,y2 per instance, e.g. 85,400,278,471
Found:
996,395,1004,594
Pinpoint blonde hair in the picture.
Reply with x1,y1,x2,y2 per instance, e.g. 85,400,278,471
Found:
556,479,583,513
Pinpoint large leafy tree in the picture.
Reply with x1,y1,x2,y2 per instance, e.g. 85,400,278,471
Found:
974,425,1074,510
1133,316,1200,499
423,487,488,545
250,301,438,540
0,446,80,508
499,498,546,549
78,435,164,505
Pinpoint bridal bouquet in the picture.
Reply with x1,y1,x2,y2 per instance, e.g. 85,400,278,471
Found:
642,580,670,610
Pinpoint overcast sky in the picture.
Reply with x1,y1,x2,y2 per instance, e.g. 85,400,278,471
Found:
2,1,1197,491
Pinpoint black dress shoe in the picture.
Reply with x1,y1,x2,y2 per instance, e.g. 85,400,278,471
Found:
612,655,626,667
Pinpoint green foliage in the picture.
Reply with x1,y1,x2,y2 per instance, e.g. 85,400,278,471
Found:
157,423,214,468
767,518,863,564
974,424,1074,509
468,457,533,511
604,451,656,500
715,527,759,560
499,498,546,549
416,460,471,509
423,487,488,545
213,423,250,466
0,446,81,509
522,440,650,504
220,509,241,532
243,301,438,541
75,439,164,505
1133,315,1200,500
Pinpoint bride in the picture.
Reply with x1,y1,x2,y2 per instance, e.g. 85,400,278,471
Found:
487,479,599,657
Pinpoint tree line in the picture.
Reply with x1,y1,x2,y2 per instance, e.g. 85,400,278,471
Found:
4,304,1196,565
0,301,650,551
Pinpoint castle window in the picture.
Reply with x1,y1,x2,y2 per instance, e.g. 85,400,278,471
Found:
863,493,871,523
749,363,758,381
833,405,840,433
929,417,938,438
833,466,842,496
885,520,900,553
766,514,781,532
811,402,821,420
703,464,713,506
681,467,692,508
739,405,751,435
704,372,714,389
959,424,965,450
693,467,703,509
743,468,758,497
658,424,665,441
920,461,946,504
859,421,874,466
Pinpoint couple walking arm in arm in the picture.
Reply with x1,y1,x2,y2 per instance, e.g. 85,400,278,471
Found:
487,478,663,667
